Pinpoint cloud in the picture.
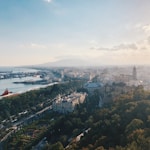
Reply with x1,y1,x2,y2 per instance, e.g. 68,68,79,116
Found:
142,24,150,33
114,43,137,50
44,0,52,3
89,36,150,65
30,43,47,49
89,40,98,45
90,46,111,51
90,43,138,51
147,36,150,45
136,36,150,49
20,43,47,49
135,23,150,34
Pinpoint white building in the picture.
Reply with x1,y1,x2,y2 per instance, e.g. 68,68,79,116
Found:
52,92,87,113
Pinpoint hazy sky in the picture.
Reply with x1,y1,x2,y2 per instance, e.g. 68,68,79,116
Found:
1,0,150,66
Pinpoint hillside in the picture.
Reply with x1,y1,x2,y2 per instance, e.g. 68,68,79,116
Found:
2,84,150,150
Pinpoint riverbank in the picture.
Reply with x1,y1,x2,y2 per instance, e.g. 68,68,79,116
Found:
0,82,58,100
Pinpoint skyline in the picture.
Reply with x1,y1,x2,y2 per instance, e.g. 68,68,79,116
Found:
1,0,150,66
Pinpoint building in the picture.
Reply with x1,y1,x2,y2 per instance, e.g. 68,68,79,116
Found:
84,81,103,94
114,66,138,83
132,66,137,80
52,92,87,113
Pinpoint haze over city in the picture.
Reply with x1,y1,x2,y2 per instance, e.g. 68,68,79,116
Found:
1,0,150,66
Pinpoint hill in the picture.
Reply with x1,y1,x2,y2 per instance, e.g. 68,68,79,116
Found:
38,58,97,67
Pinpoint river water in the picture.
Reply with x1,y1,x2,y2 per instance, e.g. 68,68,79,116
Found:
0,67,53,96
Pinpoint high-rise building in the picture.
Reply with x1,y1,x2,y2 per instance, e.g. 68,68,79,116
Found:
132,66,137,80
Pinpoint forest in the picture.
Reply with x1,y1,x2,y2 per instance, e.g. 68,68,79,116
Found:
3,83,150,150
0,80,84,122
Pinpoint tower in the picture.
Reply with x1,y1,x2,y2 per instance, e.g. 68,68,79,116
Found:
132,66,137,80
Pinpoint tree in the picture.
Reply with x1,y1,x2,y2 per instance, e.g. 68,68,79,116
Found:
50,142,64,150
125,119,144,135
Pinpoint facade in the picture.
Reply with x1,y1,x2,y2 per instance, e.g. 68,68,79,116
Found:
52,92,87,113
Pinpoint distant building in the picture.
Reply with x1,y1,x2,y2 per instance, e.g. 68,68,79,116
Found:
52,92,87,113
132,66,137,80
84,81,103,94
114,66,138,83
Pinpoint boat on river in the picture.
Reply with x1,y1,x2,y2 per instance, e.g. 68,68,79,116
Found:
0,89,12,96
0,89,17,99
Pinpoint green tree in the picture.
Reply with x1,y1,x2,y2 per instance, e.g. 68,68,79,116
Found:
50,142,64,150
125,119,144,135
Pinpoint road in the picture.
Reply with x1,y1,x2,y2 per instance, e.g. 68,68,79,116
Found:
0,97,56,144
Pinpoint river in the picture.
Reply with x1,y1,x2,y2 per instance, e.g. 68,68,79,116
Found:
0,67,54,96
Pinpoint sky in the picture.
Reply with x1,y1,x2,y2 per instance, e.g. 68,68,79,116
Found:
1,0,150,66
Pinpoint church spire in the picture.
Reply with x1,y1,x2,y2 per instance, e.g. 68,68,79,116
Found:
132,66,137,80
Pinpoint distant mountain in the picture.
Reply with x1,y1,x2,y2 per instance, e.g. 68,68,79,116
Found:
39,58,95,67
